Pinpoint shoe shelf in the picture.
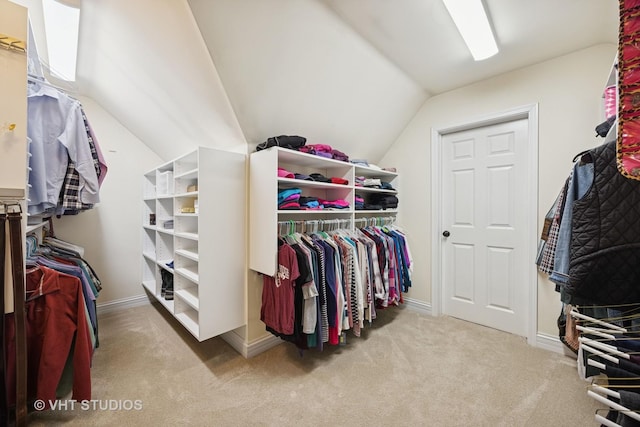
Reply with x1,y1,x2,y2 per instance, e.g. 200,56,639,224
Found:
141,147,246,341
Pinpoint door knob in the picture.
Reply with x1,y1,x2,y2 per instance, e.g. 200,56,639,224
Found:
442,230,450,237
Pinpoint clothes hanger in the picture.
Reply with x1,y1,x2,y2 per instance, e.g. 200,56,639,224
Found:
579,337,631,360
576,325,619,340
582,343,620,365
595,413,622,427
570,309,628,333
587,389,640,423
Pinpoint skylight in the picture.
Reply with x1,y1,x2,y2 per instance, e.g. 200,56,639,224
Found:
42,0,80,81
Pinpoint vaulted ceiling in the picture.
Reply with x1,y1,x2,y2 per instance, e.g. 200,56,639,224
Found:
11,0,619,162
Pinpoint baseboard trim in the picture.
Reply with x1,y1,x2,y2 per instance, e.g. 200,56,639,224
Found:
221,330,281,358
403,297,432,316
220,330,247,357
535,332,565,354
97,294,150,316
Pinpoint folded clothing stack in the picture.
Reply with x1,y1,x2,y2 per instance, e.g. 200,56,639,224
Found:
355,176,365,187
380,181,394,190
257,135,306,151
350,159,369,167
300,144,333,158
354,195,365,210
331,149,349,162
363,178,382,188
318,198,349,209
298,144,350,162
278,167,295,178
299,196,323,210
278,188,301,210
369,194,398,210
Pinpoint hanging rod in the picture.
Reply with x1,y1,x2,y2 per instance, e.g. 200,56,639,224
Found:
277,215,397,235
0,33,26,54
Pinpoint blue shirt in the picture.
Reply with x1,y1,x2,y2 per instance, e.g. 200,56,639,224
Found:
27,83,100,215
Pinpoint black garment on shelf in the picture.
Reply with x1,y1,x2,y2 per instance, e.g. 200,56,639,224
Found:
309,173,330,183
256,135,306,151
369,194,398,210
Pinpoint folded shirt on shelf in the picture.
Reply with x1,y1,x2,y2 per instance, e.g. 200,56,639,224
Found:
380,181,394,190
297,196,322,210
256,135,306,151
294,173,313,181
330,177,348,185
331,149,349,162
350,159,369,167
309,173,331,182
279,202,301,210
277,188,302,205
277,167,295,178
369,194,398,210
297,144,350,162
318,198,350,209
363,178,382,188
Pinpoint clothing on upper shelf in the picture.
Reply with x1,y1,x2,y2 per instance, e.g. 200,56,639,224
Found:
256,135,306,151
261,224,412,351
27,80,107,218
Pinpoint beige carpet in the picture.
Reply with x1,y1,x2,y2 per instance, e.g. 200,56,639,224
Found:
27,302,602,426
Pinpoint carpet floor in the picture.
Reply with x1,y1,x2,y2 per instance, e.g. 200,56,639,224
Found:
27,302,602,426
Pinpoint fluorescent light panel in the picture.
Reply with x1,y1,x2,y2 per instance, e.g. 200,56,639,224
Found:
42,0,80,81
442,0,498,61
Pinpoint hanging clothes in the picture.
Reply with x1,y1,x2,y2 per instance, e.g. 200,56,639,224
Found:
27,236,101,348
26,80,107,218
5,265,93,409
260,222,412,351
537,133,640,306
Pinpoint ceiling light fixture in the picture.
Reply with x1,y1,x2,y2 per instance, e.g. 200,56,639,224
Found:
442,0,498,61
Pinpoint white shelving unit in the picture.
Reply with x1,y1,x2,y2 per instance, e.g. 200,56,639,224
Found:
249,147,398,276
142,147,246,341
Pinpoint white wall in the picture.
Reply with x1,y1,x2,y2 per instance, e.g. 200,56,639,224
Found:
188,0,426,163
0,0,28,194
52,96,162,306
380,44,616,336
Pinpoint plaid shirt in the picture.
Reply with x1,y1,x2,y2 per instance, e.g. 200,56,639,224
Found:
58,109,100,215
537,179,569,274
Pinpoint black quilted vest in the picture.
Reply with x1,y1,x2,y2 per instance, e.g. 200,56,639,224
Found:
567,140,640,304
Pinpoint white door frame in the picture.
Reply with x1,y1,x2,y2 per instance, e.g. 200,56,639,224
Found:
430,104,539,344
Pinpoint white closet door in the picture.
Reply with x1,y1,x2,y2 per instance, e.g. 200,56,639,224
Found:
441,118,530,337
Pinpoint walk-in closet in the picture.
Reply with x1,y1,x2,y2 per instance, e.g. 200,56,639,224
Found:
0,0,630,425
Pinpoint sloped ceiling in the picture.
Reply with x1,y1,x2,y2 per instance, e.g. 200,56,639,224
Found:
12,0,619,162
75,0,248,160
187,0,426,161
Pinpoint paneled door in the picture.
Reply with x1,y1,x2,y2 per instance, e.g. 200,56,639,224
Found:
441,118,529,336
